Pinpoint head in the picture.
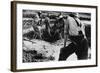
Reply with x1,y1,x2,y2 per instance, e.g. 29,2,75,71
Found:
58,13,63,19
69,12,79,18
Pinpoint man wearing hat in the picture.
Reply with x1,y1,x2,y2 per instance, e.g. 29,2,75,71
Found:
59,13,89,60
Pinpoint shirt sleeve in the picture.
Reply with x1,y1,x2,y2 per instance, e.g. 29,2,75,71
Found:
63,17,69,47
64,17,69,35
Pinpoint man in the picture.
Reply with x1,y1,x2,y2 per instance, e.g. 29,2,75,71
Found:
59,13,89,60
41,16,52,42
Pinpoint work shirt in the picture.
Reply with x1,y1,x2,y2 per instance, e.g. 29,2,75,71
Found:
64,16,85,36
63,16,86,47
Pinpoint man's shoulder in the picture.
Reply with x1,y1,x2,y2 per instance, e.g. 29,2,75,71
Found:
67,16,75,22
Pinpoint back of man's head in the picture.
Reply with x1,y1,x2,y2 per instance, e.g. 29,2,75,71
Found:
69,12,79,18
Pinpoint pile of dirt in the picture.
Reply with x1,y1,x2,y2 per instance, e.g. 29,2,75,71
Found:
23,39,64,62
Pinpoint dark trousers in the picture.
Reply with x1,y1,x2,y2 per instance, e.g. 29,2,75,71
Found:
59,36,88,60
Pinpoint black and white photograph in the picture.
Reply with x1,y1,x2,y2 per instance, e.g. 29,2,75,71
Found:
11,1,97,72
22,10,91,62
